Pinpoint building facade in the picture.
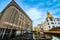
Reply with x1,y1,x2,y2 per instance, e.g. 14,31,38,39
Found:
37,22,43,31
34,27,40,32
43,11,60,30
0,0,32,39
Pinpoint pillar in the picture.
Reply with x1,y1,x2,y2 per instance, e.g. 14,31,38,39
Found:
2,29,6,39
8,29,12,38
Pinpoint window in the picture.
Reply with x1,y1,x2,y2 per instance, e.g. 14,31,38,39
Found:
58,23,60,24
52,26,55,28
50,18,53,21
51,22,54,24
49,26,50,28
55,22,56,24
26,24,30,30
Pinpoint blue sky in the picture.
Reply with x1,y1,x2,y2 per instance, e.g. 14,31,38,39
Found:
0,0,60,26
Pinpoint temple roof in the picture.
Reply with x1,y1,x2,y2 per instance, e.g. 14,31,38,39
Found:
0,0,32,21
46,11,53,19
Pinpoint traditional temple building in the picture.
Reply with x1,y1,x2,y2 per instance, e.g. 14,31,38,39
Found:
43,11,60,30
0,0,32,39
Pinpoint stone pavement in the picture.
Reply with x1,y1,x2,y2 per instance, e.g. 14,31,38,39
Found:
33,32,52,40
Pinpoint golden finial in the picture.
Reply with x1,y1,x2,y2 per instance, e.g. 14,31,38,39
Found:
46,11,53,19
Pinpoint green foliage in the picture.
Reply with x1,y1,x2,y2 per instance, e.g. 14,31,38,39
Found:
31,31,37,34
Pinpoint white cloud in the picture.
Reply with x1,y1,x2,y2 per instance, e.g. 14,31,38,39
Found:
26,8,42,20
54,15,59,18
26,8,45,26
50,9,59,13
50,4,60,9
48,9,60,18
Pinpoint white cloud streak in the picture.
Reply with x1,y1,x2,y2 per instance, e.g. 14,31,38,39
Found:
26,8,45,26
50,4,60,9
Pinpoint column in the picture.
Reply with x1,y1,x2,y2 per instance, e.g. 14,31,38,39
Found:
2,29,6,39
8,29,12,38
1,29,4,38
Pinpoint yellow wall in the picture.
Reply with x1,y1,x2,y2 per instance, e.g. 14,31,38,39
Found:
34,27,40,32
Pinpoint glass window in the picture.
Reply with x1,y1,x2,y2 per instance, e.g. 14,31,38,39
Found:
52,26,55,28
55,22,56,24
50,18,53,21
26,24,30,28
58,23,60,24
51,22,54,24
49,26,50,28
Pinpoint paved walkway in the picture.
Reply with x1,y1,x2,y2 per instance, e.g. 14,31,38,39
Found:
33,32,52,40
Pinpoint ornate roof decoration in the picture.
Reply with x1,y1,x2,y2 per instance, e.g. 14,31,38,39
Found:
46,11,53,19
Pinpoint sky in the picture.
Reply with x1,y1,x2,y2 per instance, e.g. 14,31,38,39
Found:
0,0,60,27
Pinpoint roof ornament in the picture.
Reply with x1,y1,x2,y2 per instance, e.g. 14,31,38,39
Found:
46,10,53,19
